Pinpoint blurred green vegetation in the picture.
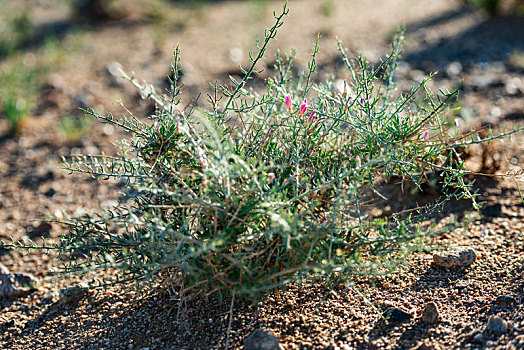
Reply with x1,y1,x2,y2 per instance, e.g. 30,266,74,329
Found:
59,112,94,141
320,0,335,18
0,62,41,133
0,6,85,134
471,0,504,14
466,0,524,15
0,5,33,57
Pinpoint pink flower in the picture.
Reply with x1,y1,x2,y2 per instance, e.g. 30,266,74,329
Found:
307,110,316,124
267,172,276,182
299,99,309,117
423,130,429,141
285,95,292,112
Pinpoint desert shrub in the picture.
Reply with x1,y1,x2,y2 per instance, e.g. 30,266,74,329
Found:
53,3,522,298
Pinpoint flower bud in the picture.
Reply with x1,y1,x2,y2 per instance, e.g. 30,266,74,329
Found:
307,110,316,124
285,95,292,113
299,99,309,117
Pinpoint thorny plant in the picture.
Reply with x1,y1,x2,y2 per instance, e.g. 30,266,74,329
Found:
9,3,524,302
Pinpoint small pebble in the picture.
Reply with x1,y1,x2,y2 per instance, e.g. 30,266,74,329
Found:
421,302,439,324
485,315,508,334
244,329,281,350
433,248,476,269
455,281,471,289
446,61,463,77
43,290,59,302
59,282,90,305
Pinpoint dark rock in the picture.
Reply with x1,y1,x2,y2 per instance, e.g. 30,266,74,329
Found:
472,332,483,343
481,203,502,217
433,248,476,268
0,264,38,298
73,0,127,21
26,221,52,239
504,111,524,121
383,307,412,323
244,329,281,350
44,187,56,197
2,320,15,328
485,315,508,334
21,170,54,188
421,302,439,324
495,295,516,307
465,329,483,343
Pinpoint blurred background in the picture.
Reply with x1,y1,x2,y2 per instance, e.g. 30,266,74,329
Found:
0,0,523,260
0,0,523,134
